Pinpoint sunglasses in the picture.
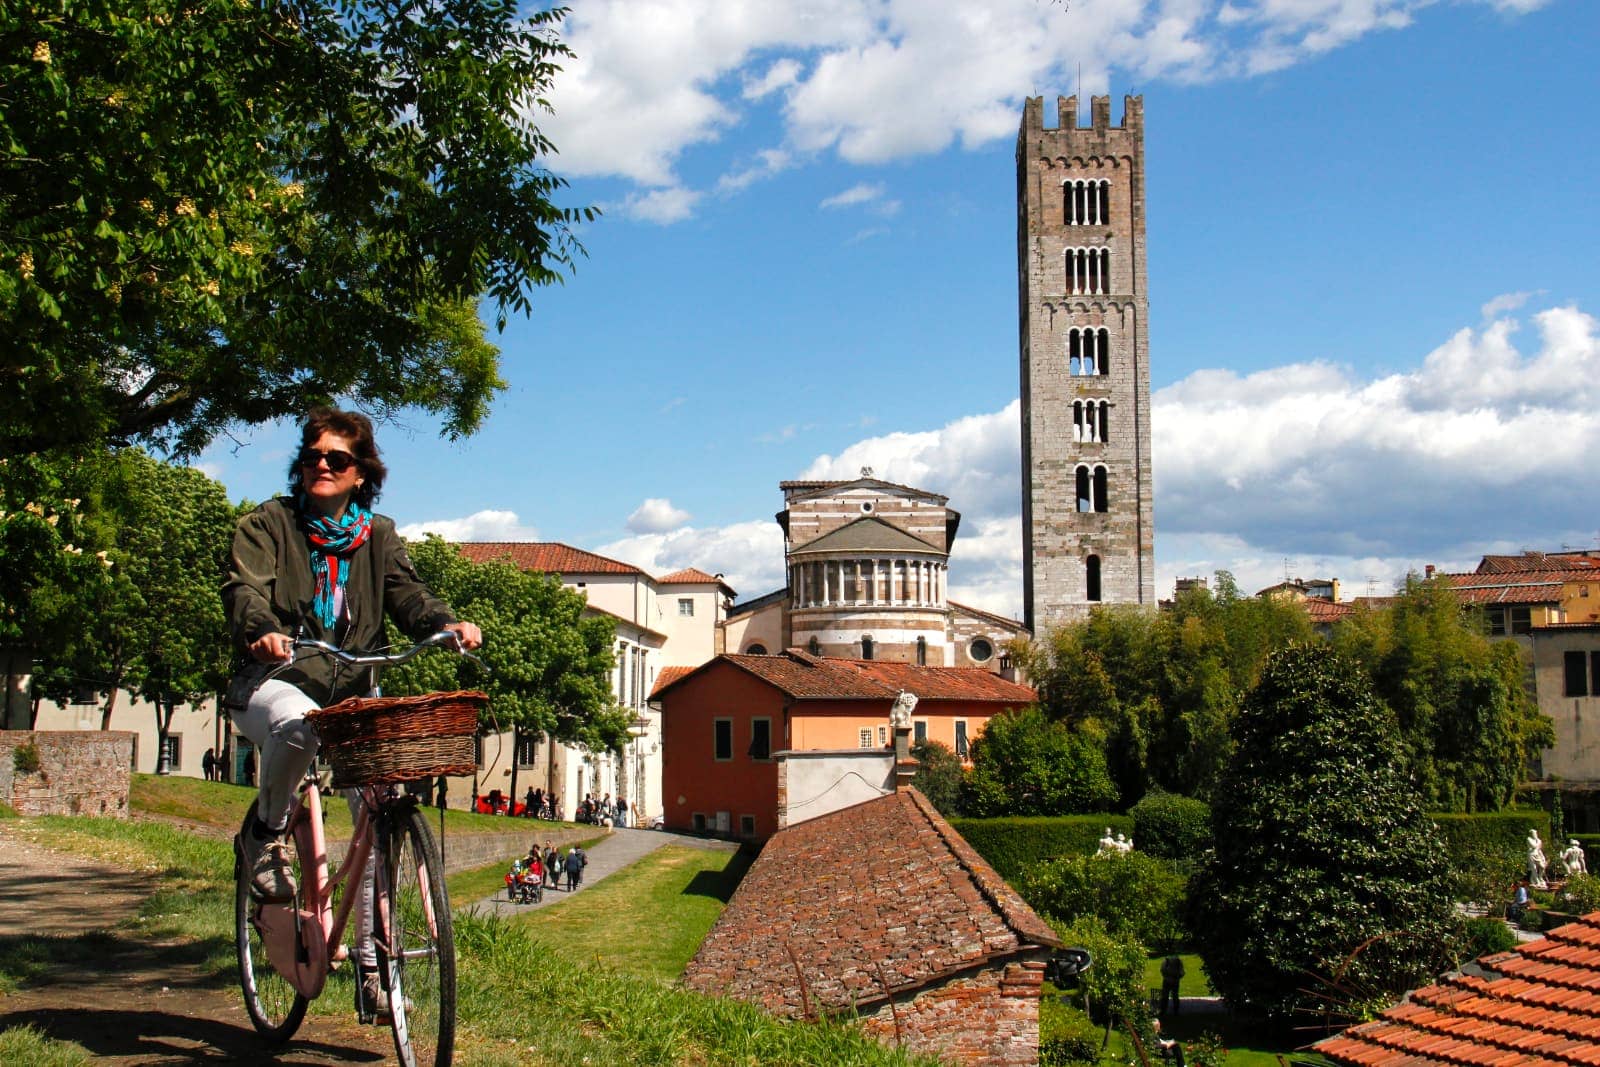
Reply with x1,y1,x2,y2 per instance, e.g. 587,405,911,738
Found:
298,448,357,473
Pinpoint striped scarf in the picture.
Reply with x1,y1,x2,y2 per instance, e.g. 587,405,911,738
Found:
296,495,373,629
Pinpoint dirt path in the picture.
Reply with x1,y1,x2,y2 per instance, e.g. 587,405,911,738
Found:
0,823,394,1064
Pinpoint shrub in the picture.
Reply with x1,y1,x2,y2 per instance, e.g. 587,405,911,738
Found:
1432,810,1552,910
1048,914,1149,1027
1037,1007,1103,1067
1557,873,1600,915
1191,645,1462,1021
1020,850,1187,950
909,739,964,817
12,743,41,777
949,815,1133,880
1461,916,1518,960
1129,790,1211,863
962,707,1117,816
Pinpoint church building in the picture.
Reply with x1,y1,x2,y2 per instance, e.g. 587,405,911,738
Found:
723,475,1027,672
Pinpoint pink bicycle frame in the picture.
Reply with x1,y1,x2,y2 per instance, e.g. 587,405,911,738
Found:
255,780,387,999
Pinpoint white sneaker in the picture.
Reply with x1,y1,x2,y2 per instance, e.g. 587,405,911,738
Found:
243,825,296,903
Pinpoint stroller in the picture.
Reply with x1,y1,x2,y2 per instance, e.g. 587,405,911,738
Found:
506,857,544,904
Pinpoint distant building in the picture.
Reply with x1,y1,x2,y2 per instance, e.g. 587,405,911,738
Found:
655,649,1035,840
683,787,1061,1066
1433,551,1600,825
450,542,732,824
723,476,1028,673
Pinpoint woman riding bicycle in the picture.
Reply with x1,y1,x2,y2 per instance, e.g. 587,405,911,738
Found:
221,407,481,1010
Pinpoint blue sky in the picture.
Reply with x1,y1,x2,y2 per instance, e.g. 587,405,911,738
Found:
200,0,1599,619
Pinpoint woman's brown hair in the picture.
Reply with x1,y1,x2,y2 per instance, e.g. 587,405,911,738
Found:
287,407,387,509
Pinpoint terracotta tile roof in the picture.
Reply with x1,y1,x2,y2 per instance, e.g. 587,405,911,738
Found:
1477,552,1600,575
837,659,1037,704
657,567,732,592
454,542,646,576
1316,912,1600,1067
949,599,1031,634
649,665,694,697
1447,580,1567,606
652,650,1038,705
1304,597,1356,623
682,788,1060,1016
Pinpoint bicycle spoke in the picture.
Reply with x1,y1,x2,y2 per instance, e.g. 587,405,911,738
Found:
234,810,308,1044
382,806,455,1067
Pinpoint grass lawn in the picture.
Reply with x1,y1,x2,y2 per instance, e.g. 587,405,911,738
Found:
131,773,582,837
1142,952,1212,999
7,816,928,1065
511,845,753,982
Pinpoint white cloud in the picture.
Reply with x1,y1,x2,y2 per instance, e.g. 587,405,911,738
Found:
538,0,1541,205
800,401,1022,522
716,148,793,193
820,182,886,209
599,521,786,599
398,509,540,542
626,497,692,533
1481,290,1535,320
612,186,704,225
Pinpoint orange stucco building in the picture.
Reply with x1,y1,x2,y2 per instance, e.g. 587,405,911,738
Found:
655,649,1035,840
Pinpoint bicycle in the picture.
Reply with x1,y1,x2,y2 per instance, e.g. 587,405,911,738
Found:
233,632,485,1067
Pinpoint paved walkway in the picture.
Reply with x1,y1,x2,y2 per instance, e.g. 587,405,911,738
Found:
467,827,738,919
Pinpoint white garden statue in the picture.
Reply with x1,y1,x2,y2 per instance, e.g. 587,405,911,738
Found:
1562,839,1588,878
1097,827,1118,855
1528,828,1549,889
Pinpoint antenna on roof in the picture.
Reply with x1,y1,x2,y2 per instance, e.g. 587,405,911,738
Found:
1366,577,1378,597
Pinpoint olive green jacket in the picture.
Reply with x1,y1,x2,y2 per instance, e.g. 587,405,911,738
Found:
221,497,456,706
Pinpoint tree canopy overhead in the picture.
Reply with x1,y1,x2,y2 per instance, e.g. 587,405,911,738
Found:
3,0,591,456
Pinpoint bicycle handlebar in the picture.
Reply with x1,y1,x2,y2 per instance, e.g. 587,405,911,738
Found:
261,631,485,686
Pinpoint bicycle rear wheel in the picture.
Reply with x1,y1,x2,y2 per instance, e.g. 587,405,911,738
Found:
234,809,308,1044
380,805,456,1066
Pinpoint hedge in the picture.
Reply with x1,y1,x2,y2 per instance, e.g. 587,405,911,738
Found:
1430,809,1551,868
949,815,1133,880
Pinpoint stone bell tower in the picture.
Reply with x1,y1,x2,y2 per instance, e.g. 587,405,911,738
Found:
1018,94,1155,632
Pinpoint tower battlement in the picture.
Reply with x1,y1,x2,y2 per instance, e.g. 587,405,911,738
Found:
1019,94,1143,139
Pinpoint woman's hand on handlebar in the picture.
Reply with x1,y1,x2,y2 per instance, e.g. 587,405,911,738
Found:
443,621,482,651
249,632,295,663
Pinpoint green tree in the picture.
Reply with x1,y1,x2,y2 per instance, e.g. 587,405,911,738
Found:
24,450,236,761
1190,644,1460,1021
909,739,964,817
4,0,591,457
384,538,632,801
962,707,1116,816
1333,575,1552,811
1020,850,1187,950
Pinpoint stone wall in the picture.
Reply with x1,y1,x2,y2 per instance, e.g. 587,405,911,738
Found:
860,957,1049,1066
0,730,133,817
1018,94,1156,631
326,822,598,875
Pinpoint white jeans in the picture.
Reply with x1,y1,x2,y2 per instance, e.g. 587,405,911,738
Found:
230,678,378,968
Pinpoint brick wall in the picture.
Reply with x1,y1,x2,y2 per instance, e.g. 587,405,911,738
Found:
0,730,133,817
860,957,1049,1066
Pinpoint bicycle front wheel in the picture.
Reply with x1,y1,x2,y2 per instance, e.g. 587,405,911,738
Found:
380,805,456,1067
234,809,308,1045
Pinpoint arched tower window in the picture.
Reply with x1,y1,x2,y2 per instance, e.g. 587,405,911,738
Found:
1097,328,1110,375
1076,465,1092,512
1062,179,1111,226
861,635,874,660
1086,555,1102,602
808,636,821,656
916,635,927,666
1097,400,1110,444
1093,465,1109,513
745,643,767,656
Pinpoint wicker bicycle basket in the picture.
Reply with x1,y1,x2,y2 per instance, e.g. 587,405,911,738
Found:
305,690,487,789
